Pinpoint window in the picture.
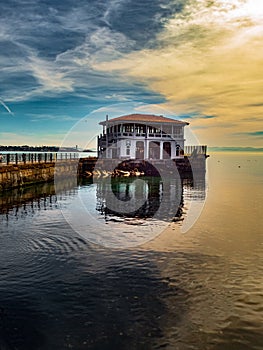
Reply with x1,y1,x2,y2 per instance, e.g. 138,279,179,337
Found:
174,127,182,137
124,124,134,133
163,125,172,135
126,140,131,156
176,145,180,157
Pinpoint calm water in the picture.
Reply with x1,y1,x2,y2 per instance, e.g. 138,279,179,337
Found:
0,153,262,349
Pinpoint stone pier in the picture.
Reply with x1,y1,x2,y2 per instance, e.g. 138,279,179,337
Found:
0,161,78,192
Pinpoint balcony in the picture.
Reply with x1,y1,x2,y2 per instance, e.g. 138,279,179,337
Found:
98,132,183,141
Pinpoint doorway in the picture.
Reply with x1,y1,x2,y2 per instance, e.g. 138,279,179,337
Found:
136,141,144,159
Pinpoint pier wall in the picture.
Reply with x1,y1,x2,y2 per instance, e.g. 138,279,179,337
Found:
0,161,78,192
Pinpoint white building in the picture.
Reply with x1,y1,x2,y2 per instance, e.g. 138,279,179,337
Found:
97,114,189,160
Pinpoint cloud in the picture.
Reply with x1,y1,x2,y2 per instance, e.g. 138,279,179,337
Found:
185,114,217,119
0,0,187,102
29,114,79,122
105,0,185,48
247,102,263,107
201,115,217,119
28,55,74,92
1,0,262,147
239,130,263,136
93,0,263,146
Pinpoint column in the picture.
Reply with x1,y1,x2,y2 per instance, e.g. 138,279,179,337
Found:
160,141,163,160
145,140,148,159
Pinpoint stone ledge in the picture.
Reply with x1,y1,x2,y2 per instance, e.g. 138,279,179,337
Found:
0,161,79,192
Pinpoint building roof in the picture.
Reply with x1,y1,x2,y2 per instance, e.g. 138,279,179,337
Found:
99,113,189,125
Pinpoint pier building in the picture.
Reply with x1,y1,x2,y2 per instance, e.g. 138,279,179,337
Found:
97,114,189,160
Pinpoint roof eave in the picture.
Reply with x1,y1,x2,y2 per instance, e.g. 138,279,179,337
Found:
99,120,189,126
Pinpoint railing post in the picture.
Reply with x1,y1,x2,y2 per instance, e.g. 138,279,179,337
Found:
15,153,18,165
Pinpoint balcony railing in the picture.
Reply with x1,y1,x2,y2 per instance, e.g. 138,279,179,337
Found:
184,146,207,156
99,132,183,141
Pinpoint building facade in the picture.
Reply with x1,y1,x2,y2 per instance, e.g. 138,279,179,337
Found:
97,114,189,160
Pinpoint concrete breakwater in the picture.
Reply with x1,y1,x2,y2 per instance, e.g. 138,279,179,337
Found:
0,161,78,192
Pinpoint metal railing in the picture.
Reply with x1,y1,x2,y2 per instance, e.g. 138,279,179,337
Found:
0,153,79,165
184,145,207,156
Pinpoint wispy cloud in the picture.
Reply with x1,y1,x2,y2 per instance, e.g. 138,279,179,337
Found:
185,114,217,120
93,0,263,146
28,55,74,93
29,113,79,122
0,0,186,102
0,0,262,146
238,130,263,136
247,102,263,107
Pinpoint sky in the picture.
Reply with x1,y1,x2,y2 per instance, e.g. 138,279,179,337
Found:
0,0,262,148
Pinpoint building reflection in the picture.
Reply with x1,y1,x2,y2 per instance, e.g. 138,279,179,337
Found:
95,175,206,222
0,174,206,225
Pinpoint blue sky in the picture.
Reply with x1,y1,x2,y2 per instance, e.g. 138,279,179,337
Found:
0,0,262,147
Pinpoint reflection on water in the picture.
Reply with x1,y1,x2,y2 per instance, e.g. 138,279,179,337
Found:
0,154,262,349
0,176,206,251
96,177,183,220
0,174,206,226
55,175,206,248
0,182,56,215
95,176,206,226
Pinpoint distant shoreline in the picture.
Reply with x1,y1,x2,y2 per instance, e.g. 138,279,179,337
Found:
208,147,263,153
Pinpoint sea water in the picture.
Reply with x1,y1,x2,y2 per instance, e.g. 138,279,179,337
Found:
0,153,262,349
